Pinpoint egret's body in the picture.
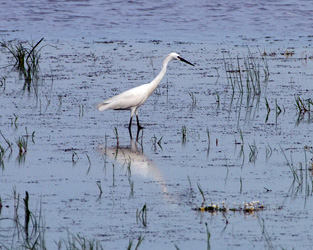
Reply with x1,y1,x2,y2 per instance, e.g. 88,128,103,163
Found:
97,52,194,131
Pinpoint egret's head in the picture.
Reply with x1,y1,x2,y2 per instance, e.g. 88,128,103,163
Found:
170,52,194,66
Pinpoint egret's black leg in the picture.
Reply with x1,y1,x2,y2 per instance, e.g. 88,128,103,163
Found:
136,114,144,130
128,116,133,139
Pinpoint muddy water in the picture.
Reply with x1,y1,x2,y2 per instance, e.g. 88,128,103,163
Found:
1,1,313,250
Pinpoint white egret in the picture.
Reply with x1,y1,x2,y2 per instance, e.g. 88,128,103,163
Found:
97,52,194,131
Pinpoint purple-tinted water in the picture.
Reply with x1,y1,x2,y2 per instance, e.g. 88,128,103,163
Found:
1,1,313,250
1,0,313,41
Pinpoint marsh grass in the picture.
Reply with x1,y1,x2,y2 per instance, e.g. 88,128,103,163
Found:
0,145,5,169
56,232,104,250
223,48,269,95
128,177,134,198
136,204,147,227
280,145,300,185
151,135,163,151
114,127,119,147
295,96,313,123
86,154,92,174
0,130,13,151
197,182,206,207
71,151,79,165
248,141,258,163
181,126,187,145
16,135,28,154
1,38,44,90
206,127,210,156
259,218,273,249
0,190,47,250
127,235,144,250
2,190,143,249
96,181,103,199
265,97,271,122
205,223,211,250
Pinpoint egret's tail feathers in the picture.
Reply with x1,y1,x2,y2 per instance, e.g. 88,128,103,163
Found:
97,102,109,111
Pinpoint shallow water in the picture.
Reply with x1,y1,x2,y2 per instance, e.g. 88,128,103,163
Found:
2,0,313,41
1,1,313,250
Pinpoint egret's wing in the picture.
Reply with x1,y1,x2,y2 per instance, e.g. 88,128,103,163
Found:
97,84,149,111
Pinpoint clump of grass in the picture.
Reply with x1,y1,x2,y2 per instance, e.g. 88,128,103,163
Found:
0,130,13,151
280,145,300,184
136,204,147,227
1,38,44,89
223,48,269,95
2,190,108,250
248,141,258,163
57,232,104,250
16,136,28,154
127,235,144,250
1,190,46,250
295,96,312,114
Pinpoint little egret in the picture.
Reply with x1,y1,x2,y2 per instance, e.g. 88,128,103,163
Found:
97,52,194,132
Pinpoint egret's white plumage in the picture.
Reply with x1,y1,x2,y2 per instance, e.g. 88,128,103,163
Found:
97,52,194,131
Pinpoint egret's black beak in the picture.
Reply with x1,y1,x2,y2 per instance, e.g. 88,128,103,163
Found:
178,56,195,66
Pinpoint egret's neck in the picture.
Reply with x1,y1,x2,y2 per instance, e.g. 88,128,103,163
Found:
147,56,172,96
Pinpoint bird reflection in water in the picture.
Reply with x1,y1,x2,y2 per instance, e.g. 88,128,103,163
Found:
97,132,172,202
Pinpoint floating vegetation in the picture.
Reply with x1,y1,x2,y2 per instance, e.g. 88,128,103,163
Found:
1,38,44,90
194,201,265,213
